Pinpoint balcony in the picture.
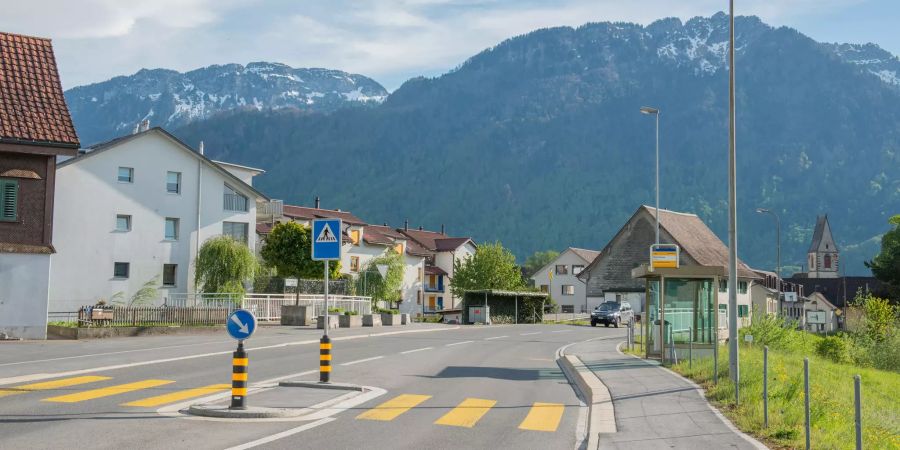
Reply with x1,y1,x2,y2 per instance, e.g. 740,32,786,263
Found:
424,284,443,293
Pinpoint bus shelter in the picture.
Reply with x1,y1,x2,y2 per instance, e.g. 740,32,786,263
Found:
631,265,724,365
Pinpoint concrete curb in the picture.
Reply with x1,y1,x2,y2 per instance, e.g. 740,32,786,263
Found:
559,353,616,450
278,381,364,391
187,404,312,419
615,341,769,450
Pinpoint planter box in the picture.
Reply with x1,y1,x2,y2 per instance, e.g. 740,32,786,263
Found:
401,314,411,325
362,314,382,327
317,315,340,329
281,305,313,326
381,313,401,326
339,315,362,328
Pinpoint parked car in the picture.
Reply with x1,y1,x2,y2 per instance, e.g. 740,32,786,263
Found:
591,301,634,328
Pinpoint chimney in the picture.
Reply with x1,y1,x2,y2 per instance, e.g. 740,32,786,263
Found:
418,226,423,231
404,219,409,231
383,222,388,227
139,119,150,132
441,224,445,235
198,141,204,155
315,196,320,209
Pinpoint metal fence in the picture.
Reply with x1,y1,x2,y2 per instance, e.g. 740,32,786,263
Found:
77,306,231,327
162,293,372,321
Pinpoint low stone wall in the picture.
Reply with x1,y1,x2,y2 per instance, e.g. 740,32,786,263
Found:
47,324,225,340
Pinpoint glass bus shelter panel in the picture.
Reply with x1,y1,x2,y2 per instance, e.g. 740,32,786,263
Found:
662,278,715,345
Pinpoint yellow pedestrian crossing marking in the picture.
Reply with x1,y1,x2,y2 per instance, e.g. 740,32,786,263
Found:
0,376,111,398
518,402,565,432
434,397,496,428
357,394,432,421
43,379,174,403
123,384,231,407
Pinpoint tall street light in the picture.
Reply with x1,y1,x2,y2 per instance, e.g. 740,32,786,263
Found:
640,106,660,244
756,208,781,315
727,0,740,405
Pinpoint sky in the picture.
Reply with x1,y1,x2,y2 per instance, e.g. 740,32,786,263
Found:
2,0,898,91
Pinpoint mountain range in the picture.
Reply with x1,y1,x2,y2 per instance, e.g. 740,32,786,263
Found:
65,13,900,275
65,62,388,145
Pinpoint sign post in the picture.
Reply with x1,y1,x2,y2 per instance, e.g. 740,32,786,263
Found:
226,309,257,410
312,218,342,383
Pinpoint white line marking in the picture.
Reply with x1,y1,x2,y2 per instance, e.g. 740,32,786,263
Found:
484,336,508,340
339,356,383,366
225,417,336,450
0,326,461,386
445,340,473,347
400,347,433,354
551,330,573,333
520,332,542,336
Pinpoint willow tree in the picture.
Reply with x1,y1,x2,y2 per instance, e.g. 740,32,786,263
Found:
195,236,258,299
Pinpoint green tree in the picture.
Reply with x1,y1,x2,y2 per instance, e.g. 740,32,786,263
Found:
364,249,405,309
451,241,525,299
195,236,258,297
866,214,900,301
851,292,898,343
522,250,560,278
260,222,341,302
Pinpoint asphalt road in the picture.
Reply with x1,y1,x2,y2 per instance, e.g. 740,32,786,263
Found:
0,323,625,450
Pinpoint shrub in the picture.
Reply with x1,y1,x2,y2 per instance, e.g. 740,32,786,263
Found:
814,335,852,364
344,310,359,316
328,307,345,314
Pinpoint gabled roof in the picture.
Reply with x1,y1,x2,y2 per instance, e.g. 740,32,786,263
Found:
425,265,449,276
57,127,268,201
570,247,601,264
0,32,79,149
580,205,756,280
399,228,474,252
808,215,838,253
282,205,366,226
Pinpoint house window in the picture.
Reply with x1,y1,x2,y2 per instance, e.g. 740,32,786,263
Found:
394,243,403,254
539,285,548,293
163,264,177,286
224,184,249,212
223,221,249,244
561,305,575,313
418,268,423,282
738,304,749,318
719,279,727,292
165,218,179,240
350,229,360,245
824,254,832,269
350,256,360,272
738,281,748,294
116,214,131,232
572,265,584,275
166,171,181,194
555,265,568,275
561,285,575,295
0,179,19,222
117,167,133,183
113,262,130,279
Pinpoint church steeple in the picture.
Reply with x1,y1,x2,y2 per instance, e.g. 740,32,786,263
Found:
807,215,839,278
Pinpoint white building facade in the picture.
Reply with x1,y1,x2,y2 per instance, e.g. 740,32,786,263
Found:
49,128,266,312
531,248,600,313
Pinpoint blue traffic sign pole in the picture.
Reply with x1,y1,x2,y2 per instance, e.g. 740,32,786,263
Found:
312,219,341,383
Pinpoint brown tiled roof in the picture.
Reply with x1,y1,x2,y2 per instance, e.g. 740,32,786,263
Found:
0,242,53,254
434,237,473,251
425,265,448,276
256,223,274,234
569,247,601,264
404,239,433,258
282,205,366,225
0,32,79,147
399,228,473,253
362,225,403,246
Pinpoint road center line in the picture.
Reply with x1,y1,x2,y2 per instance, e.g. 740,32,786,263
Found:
484,336,507,340
445,340,473,347
400,347,433,354
521,332,542,336
339,356,383,366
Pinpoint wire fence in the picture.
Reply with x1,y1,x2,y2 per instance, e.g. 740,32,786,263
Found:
76,305,231,327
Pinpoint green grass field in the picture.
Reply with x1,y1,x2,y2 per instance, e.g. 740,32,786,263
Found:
651,342,900,449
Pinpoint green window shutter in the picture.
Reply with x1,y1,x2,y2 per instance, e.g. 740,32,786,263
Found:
0,179,18,222
738,305,749,317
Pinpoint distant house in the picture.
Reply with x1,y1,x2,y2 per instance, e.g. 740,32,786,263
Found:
0,32,80,339
50,127,267,312
578,205,758,326
530,247,600,313
398,225,477,313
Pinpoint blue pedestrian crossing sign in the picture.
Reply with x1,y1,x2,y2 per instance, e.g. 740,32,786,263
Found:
227,309,257,340
312,218,342,261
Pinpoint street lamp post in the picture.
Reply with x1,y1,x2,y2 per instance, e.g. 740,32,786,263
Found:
727,0,740,405
640,106,660,244
756,208,781,314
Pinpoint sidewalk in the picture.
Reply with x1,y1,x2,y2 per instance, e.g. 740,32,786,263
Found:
566,338,766,450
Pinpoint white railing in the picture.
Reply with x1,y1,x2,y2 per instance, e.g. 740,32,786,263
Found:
164,293,372,321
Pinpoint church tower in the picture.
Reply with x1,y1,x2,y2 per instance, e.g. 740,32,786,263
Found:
807,215,839,278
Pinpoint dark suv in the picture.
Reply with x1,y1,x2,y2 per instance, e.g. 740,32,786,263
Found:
591,301,633,328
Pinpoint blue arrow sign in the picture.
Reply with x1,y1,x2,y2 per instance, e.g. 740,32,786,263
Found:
227,309,257,340
312,218,342,261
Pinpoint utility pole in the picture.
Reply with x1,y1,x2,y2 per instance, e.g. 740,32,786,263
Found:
640,106,661,244
727,0,740,405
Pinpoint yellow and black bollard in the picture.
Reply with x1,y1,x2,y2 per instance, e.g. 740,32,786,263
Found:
319,335,331,383
230,341,248,409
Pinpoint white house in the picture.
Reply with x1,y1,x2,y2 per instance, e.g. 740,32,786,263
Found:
398,226,477,313
530,247,600,313
49,127,267,312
